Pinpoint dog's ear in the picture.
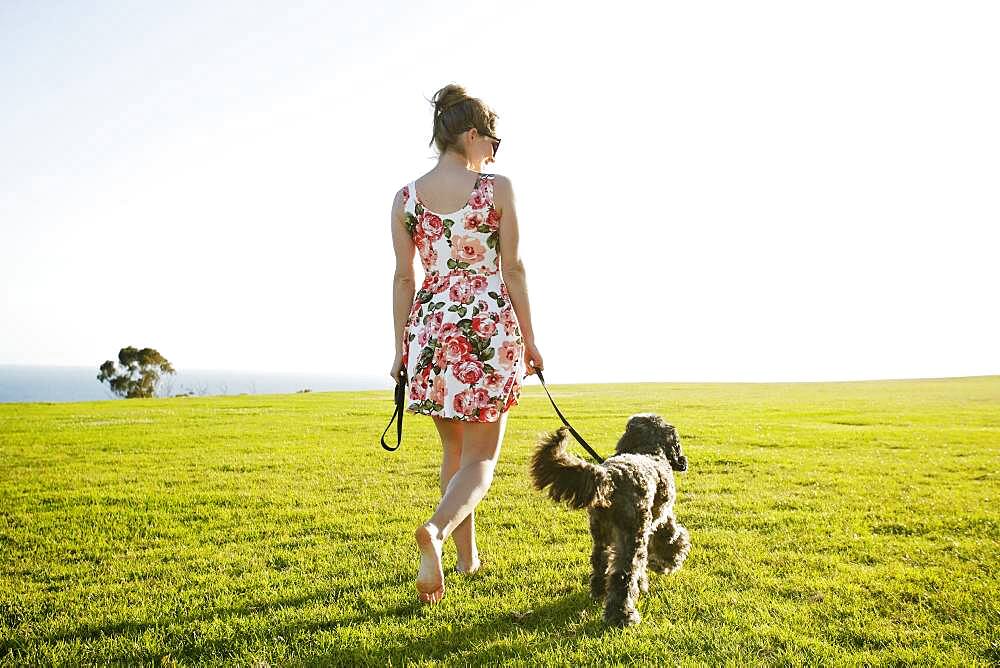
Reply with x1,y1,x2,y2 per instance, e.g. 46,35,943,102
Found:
665,427,688,472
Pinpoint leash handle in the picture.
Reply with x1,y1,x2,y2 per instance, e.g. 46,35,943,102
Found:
380,367,406,451
533,367,605,464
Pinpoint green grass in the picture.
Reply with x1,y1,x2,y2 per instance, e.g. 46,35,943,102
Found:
1,376,998,666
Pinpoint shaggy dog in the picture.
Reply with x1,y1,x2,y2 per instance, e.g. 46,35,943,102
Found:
529,414,691,627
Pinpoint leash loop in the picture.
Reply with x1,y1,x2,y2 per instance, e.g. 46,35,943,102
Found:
380,367,406,451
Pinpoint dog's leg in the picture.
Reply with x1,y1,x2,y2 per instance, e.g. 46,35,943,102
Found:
648,515,691,575
633,521,653,601
636,519,651,594
588,510,611,600
603,521,647,627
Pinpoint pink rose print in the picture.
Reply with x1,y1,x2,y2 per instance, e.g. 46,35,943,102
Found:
433,344,448,371
486,206,500,231
478,403,500,422
426,273,450,294
463,211,485,231
427,311,444,336
410,366,431,401
503,377,521,411
449,278,476,305
501,307,518,333
419,212,445,241
418,326,429,347
469,182,490,209
444,333,473,363
468,275,489,294
430,373,447,405
472,387,492,409
451,235,486,264
498,340,520,371
454,359,485,385
416,236,438,268
476,299,489,312
471,317,496,338
453,388,479,416
484,372,503,391
439,322,459,340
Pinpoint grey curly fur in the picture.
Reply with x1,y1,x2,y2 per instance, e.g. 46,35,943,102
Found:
529,413,692,628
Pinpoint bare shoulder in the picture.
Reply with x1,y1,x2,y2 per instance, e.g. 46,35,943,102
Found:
392,184,413,211
491,173,513,194
392,184,407,206
390,185,407,225
490,174,516,210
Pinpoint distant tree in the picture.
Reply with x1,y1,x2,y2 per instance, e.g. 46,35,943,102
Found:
97,346,176,399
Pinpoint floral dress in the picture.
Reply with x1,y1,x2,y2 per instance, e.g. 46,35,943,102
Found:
399,173,525,422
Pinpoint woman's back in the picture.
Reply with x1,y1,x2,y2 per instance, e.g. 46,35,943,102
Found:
413,170,488,216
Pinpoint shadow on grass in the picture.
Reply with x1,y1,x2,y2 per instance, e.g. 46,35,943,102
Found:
19,574,619,664
303,585,617,666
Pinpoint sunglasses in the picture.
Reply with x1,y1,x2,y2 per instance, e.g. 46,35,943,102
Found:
479,129,501,157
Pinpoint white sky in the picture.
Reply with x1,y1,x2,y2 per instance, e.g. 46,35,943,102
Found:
2,1,998,384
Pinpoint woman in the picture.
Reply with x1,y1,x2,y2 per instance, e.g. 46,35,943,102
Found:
389,84,544,604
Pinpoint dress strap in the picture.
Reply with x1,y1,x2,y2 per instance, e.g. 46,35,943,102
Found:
485,173,496,209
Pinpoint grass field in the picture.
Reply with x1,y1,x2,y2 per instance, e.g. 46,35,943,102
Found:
1,376,998,666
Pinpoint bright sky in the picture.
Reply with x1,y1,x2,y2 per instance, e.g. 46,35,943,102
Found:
2,1,997,384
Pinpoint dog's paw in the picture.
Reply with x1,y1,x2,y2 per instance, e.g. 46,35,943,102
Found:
647,555,671,575
589,571,607,600
605,607,641,628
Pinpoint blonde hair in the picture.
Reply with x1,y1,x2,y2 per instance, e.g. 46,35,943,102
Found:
427,83,498,158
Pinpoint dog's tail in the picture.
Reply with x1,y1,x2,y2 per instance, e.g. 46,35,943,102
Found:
530,426,610,510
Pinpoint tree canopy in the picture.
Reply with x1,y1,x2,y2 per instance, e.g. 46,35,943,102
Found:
97,346,176,399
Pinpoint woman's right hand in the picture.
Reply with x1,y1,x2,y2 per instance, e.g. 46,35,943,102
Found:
389,351,405,383
524,340,544,377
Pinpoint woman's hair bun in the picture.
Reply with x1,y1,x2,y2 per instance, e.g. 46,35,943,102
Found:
432,84,469,115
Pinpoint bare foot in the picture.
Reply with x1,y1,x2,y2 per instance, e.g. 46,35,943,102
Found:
415,523,445,603
454,558,481,575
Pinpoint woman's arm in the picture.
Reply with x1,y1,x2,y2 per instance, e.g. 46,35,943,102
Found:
391,188,416,356
495,175,535,345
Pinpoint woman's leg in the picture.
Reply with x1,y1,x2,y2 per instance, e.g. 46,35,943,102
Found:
415,412,509,602
432,416,478,570
426,411,508,541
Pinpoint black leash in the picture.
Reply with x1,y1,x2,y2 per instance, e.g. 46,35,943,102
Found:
380,367,407,451
533,368,605,464
380,365,605,465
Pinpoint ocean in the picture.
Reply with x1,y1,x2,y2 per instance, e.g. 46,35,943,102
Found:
0,365,390,403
